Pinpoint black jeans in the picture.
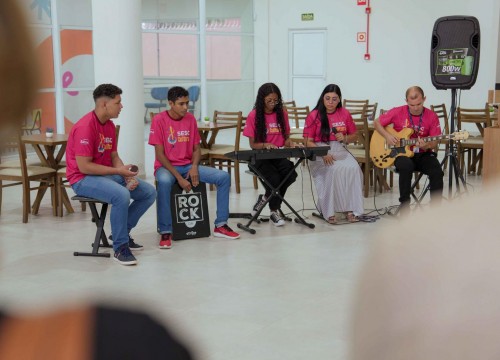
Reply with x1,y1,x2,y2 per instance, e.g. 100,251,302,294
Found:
252,158,297,211
394,152,444,204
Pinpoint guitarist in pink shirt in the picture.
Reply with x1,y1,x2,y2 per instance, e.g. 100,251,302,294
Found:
373,86,444,213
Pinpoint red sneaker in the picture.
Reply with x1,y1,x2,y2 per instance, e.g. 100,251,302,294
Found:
159,233,172,249
213,224,240,239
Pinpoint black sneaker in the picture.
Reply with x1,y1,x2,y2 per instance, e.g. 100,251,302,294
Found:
270,210,285,227
109,234,143,251
113,244,137,266
251,194,267,216
128,236,144,251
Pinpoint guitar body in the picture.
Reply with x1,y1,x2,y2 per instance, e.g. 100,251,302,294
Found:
370,127,415,169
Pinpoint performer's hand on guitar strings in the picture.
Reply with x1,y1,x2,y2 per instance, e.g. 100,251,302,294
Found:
385,134,399,146
416,137,427,149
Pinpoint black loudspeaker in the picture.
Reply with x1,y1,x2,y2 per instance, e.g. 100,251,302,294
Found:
430,16,480,90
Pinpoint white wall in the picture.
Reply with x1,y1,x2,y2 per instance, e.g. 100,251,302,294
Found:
254,0,500,111
497,7,500,85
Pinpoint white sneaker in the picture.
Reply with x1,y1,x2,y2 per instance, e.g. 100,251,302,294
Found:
270,210,285,227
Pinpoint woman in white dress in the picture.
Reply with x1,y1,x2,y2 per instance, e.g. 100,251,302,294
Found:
303,84,364,224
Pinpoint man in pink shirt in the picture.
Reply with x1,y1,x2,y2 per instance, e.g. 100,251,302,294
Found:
149,86,240,248
373,86,444,213
66,84,156,265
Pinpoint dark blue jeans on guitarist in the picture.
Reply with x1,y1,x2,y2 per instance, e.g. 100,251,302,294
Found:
394,151,444,208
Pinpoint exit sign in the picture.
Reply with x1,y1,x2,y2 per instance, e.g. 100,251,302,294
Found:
357,0,367,5
301,13,314,21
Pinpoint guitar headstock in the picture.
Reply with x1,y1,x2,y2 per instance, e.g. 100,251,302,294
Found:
451,130,469,141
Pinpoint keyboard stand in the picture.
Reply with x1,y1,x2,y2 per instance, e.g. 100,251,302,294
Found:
236,157,315,234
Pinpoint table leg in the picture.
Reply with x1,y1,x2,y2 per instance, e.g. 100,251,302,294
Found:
199,130,210,148
207,129,221,148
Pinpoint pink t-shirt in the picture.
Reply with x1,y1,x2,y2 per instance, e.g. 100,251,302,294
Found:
379,105,441,138
66,111,117,185
303,108,357,143
243,109,290,147
148,111,201,172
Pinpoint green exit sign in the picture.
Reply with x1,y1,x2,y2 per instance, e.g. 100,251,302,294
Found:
301,13,314,21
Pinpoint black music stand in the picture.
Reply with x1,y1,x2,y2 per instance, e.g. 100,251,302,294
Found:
226,146,329,234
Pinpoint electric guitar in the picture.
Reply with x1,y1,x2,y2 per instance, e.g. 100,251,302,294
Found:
370,127,469,169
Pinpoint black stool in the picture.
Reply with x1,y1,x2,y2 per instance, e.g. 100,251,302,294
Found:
72,196,112,257
410,171,430,205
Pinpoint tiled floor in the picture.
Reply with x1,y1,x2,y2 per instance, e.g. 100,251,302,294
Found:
0,132,483,360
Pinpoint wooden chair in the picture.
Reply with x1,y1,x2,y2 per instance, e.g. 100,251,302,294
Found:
345,105,372,197
286,105,310,129
0,131,57,223
21,109,42,135
282,100,296,109
430,103,450,168
286,105,310,144
343,99,369,117
207,111,249,194
366,102,378,122
457,104,491,175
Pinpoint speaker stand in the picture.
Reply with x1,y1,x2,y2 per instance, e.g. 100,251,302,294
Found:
444,88,468,199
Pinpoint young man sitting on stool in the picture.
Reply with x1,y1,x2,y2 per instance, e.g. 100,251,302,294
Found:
148,86,240,248
66,84,157,266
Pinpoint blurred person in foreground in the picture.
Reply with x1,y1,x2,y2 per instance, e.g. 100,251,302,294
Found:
0,1,194,358
350,185,500,360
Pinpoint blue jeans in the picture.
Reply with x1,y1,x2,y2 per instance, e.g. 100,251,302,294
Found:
72,175,156,251
156,165,230,234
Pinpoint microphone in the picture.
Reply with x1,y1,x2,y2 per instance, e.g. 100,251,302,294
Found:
331,127,343,143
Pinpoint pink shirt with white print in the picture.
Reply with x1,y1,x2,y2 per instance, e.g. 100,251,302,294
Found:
379,105,441,138
66,111,117,185
243,109,290,147
303,108,357,143
379,105,441,152
148,111,201,172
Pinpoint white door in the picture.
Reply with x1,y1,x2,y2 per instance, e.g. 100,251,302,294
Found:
288,29,327,109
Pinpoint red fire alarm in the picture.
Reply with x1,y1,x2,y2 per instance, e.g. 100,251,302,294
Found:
364,53,371,60
357,0,367,5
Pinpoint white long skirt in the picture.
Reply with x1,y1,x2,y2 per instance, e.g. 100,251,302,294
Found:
309,141,364,219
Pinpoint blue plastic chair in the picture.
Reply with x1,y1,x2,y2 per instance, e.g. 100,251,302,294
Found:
144,87,168,121
187,85,200,112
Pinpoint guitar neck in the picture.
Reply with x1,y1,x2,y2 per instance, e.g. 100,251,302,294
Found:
401,134,447,146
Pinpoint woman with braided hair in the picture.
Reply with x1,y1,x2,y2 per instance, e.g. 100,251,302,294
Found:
243,83,300,226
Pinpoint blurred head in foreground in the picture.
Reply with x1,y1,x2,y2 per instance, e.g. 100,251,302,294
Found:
350,187,500,360
0,0,37,130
